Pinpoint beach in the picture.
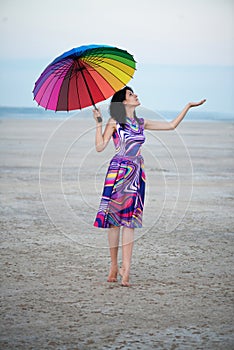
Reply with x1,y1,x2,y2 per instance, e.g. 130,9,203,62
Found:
0,117,233,349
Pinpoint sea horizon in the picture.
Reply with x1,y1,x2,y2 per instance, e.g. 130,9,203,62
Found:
0,105,233,122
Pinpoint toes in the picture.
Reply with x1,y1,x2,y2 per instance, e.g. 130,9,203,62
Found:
121,281,130,287
107,277,118,283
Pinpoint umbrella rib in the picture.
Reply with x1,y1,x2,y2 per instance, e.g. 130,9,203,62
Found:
86,71,111,97
45,62,71,110
86,55,136,79
36,75,57,108
84,58,135,85
79,62,121,100
35,65,60,106
83,47,135,66
33,63,68,100
75,69,81,110
78,59,135,104
35,60,71,108
89,54,135,70
66,62,95,110
64,64,75,111
80,68,96,107
84,66,106,104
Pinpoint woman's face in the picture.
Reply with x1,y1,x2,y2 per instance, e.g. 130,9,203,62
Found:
123,89,140,107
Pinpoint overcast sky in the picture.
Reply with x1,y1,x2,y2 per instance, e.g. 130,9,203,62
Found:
0,0,234,112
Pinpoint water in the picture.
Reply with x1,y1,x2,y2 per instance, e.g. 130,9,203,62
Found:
0,106,233,122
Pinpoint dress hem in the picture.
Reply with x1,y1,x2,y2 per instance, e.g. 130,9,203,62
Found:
93,224,143,229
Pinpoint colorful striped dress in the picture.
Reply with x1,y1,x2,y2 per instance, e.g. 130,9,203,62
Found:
94,117,146,228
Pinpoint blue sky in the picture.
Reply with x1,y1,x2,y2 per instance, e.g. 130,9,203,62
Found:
0,0,233,113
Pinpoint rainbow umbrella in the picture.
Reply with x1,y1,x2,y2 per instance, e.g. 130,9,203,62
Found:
33,44,136,111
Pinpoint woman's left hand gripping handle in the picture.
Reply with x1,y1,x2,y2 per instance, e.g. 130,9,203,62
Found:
93,107,102,123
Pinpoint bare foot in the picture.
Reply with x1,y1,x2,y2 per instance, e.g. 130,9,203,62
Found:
107,265,118,282
121,280,130,287
119,267,130,287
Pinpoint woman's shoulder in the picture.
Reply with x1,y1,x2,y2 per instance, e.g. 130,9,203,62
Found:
137,116,145,126
106,117,116,124
139,117,144,123
108,117,116,122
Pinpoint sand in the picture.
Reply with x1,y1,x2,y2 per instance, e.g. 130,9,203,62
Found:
0,117,233,349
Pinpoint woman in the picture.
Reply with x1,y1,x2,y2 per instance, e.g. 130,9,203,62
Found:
93,86,206,287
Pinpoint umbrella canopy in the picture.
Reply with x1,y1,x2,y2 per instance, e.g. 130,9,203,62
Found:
33,44,136,111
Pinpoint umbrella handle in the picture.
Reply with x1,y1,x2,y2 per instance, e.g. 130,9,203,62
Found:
94,104,102,123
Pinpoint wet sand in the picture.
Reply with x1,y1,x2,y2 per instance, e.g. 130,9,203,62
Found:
0,117,233,349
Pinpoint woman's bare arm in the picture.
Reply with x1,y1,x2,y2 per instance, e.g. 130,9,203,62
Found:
144,99,206,131
93,108,116,152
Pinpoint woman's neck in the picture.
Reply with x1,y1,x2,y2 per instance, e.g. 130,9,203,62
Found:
125,106,135,119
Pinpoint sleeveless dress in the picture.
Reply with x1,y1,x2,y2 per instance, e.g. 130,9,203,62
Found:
94,117,146,228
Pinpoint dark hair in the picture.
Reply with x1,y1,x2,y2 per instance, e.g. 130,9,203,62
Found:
109,86,142,127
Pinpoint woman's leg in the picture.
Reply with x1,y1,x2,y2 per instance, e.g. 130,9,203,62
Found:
120,227,134,286
107,225,120,282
